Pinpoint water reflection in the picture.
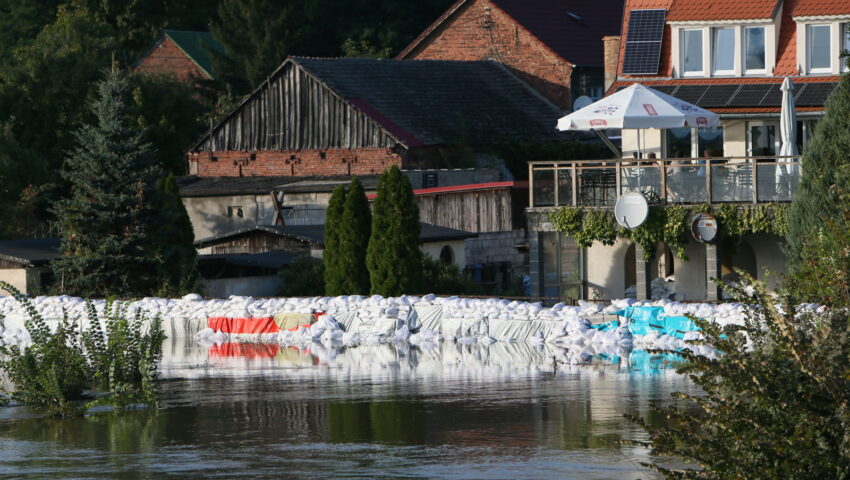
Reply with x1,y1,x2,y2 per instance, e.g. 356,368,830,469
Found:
0,340,696,479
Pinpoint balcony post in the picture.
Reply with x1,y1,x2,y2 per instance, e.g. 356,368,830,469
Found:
553,164,559,207
706,160,712,204
635,243,649,300
705,243,720,301
660,160,667,205
751,158,758,204
529,163,534,208
615,161,622,197
571,163,578,206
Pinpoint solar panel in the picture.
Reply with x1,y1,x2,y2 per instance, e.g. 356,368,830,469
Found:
622,9,666,75
650,85,678,96
795,82,838,106
727,84,772,107
672,85,709,104
759,84,782,107
697,85,740,107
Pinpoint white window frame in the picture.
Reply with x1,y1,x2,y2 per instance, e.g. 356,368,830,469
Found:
670,22,775,78
712,27,737,75
681,28,705,76
807,24,833,74
743,26,767,75
843,23,850,73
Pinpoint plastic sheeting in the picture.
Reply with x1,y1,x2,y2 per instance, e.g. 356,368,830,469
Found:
488,318,561,342
208,316,278,334
410,305,443,332
273,313,316,331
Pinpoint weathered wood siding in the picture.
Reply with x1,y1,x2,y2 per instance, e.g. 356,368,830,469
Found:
210,232,310,255
195,62,398,152
416,189,523,233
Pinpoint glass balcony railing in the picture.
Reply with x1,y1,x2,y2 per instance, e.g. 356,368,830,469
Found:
528,156,801,208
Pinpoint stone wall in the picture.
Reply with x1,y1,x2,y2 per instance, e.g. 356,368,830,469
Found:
465,230,526,268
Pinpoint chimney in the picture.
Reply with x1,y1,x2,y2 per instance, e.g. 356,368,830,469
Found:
602,36,621,92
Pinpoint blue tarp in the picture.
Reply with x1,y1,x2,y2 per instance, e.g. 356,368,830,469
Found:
628,350,685,373
613,306,700,339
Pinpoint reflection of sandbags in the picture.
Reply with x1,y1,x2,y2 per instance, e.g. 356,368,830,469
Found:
412,305,443,332
274,313,316,331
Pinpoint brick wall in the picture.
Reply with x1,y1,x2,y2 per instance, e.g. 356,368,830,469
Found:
189,148,403,177
602,36,621,92
403,0,573,110
134,37,209,83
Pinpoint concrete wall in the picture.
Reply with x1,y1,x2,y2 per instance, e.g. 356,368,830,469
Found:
672,241,707,301
421,239,467,268
0,269,28,295
202,275,282,298
747,233,787,290
465,230,525,268
183,194,277,241
586,238,632,299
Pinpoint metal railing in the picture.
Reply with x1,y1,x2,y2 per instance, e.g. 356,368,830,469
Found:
528,156,801,208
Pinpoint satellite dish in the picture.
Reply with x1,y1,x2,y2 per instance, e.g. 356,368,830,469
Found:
691,213,718,243
573,95,593,111
614,192,649,229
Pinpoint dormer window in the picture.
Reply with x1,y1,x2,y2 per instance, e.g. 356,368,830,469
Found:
682,29,704,75
807,24,831,73
712,28,735,74
744,27,766,73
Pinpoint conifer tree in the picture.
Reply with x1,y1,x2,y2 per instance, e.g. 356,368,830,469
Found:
52,69,182,297
787,72,850,273
323,184,347,296
338,178,371,295
149,173,199,296
367,166,422,296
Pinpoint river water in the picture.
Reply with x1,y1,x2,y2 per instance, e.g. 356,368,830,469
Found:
0,339,697,479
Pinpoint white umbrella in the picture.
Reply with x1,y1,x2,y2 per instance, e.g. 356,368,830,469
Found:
777,77,797,188
779,77,798,157
557,83,720,132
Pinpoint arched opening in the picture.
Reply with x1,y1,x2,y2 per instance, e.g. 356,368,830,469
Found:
648,243,675,300
720,239,757,297
439,245,454,265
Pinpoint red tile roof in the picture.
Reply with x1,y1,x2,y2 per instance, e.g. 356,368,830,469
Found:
774,0,800,75
398,0,625,67
792,0,850,17
667,0,780,21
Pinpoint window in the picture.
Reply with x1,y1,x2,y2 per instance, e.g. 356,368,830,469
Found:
744,27,765,72
682,29,704,74
713,28,735,74
539,232,582,299
227,206,243,218
439,245,454,265
666,128,692,158
698,127,725,157
808,24,831,72
843,23,850,72
667,127,725,158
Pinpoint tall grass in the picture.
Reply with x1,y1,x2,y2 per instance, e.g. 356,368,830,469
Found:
0,282,164,417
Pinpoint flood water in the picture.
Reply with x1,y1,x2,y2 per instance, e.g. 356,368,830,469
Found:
0,338,697,479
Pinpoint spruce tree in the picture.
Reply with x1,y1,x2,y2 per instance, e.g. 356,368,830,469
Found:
338,178,371,295
52,69,165,297
367,165,423,296
787,72,850,271
323,184,347,296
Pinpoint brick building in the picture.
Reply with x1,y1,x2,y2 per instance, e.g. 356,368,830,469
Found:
133,30,224,83
397,0,626,110
186,57,570,178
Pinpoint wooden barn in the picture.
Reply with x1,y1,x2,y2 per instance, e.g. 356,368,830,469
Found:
186,57,571,178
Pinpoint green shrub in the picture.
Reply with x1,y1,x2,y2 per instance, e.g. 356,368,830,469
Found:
279,255,325,297
632,276,850,479
421,255,483,296
0,282,164,417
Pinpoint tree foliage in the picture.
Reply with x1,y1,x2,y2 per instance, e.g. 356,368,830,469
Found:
787,72,850,273
338,178,372,295
279,255,324,297
632,277,850,479
421,255,482,296
52,70,194,297
323,184,347,296
367,165,423,296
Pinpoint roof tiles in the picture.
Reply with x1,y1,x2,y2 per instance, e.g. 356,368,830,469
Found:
792,0,850,17
667,0,780,21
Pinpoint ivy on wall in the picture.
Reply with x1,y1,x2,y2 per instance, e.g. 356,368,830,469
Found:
548,203,789,262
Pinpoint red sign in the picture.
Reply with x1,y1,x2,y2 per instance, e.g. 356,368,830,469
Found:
643,104,658,115
696,116,708,126
589,119,608,127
